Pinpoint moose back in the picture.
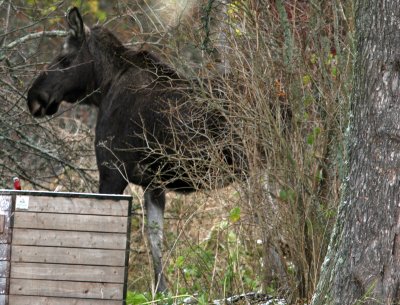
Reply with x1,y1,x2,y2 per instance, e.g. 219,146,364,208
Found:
27,7,244,293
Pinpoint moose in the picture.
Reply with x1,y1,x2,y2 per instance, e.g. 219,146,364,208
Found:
27,7,245,292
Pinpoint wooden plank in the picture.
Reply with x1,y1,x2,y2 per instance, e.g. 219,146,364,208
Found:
9,279,123,299
0,277,8,295
0,190,130,201
10,263,125,283
0,196,13,244
0,196,12,212
0,215,5,234
9,295,122,305
0,261,10,278
0,295,7,305
0,245,10,262
13,213,127,233
12,229,127,250
11,246,126,266
0,217,12,245
15,196,129,216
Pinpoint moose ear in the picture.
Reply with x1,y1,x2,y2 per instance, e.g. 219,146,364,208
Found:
66,7,84,39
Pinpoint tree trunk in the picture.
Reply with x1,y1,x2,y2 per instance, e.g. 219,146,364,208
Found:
311,1,400,304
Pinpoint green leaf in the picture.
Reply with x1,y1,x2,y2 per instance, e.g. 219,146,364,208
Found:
279,189,296,203
198,293,208,305
306,133,315,145
229,207,241,223
96,10,107,22
176,255,185,268
302,74,312,86
310,53,318,64
331,66,337,78
126,291,149,305
279,189,288,201
307,127,321,145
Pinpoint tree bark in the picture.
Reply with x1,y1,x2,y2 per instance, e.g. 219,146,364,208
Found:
311,1,400,304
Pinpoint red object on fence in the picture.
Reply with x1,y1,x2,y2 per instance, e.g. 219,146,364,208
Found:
13,177,21,190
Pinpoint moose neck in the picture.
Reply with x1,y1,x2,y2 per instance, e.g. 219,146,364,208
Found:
86,27,128,102
85,26,182,111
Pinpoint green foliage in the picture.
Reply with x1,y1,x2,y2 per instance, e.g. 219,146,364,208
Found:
197,293,209,305
72,0,107,22
126,291,151,305
126,290,195,305
229,207,241,223
16,0,106,28
168,245,215,291
279,189,296,204
306,127,321,145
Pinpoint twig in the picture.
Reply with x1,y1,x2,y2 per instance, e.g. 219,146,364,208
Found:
2,30,67,50
0,30,67,62
1,0,11,47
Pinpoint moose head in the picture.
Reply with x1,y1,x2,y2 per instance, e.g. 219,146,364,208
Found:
27,7,94,117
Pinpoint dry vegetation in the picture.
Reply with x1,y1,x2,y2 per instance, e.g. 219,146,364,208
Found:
0,0,353,303
148,1,353,302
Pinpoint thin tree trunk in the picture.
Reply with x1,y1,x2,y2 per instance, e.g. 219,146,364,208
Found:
311,1,400,304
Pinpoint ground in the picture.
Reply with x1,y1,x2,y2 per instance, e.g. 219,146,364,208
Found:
126,184,266,299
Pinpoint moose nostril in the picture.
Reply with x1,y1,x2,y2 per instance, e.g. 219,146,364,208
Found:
27,90,50,117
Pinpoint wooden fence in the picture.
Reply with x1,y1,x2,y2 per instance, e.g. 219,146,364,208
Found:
0,190,132,305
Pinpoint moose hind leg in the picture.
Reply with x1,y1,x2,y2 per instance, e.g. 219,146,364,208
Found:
144,188,167,293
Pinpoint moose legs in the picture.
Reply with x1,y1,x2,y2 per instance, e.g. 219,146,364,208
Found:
144,188,167,293
98,167,128,194
97,162,167,292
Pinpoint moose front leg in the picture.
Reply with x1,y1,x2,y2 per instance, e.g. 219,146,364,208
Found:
144,188,167,293
98,166,128,194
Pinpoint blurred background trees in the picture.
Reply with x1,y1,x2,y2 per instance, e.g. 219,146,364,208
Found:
0,0,353,303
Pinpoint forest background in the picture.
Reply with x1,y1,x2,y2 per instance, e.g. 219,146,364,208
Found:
0,0,352,304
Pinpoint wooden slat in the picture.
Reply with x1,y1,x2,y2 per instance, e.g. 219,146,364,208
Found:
0,245,10,262
9,295,122,305
0,195,13,245
13,213,127,233
10,263,125,283
9,279,123,299
0,196,12,212
0,215,5,234
0,262,10,278
0,277,8,295
15,196,128,216
11,246,126,266
12,229,127,250
0,295,7,305
0,196,11,303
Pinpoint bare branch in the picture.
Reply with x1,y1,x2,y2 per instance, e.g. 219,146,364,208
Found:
1,30,67,54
